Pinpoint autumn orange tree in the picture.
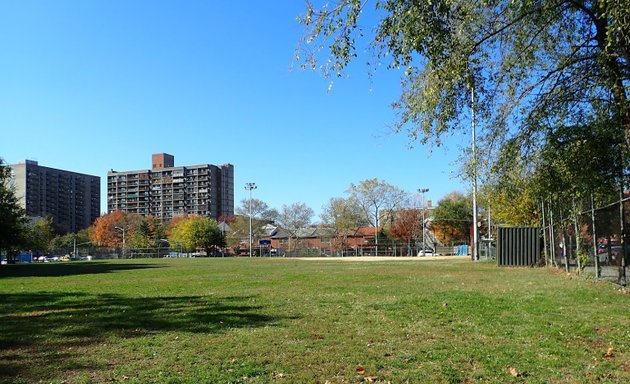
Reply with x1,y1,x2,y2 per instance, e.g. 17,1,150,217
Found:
90,211,141,248
389,209,423,256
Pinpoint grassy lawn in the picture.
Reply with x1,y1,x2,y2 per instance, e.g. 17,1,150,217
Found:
1,258,629,383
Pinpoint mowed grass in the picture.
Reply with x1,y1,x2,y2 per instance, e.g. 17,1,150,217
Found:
1,258,629,384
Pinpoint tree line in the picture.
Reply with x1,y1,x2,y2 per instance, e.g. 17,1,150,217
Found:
2,157,476,259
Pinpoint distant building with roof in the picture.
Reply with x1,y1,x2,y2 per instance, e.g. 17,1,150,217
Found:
265,225,384,256
9,160,100,233
107,153,234,221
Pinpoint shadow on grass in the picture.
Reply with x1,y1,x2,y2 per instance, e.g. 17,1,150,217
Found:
0,292,291,382
0,261,161,278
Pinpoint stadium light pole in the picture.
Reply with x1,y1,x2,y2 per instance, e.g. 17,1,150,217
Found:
245,182,257,257
418,188,429,255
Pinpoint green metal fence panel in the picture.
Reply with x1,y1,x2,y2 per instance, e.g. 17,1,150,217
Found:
497,227,541,266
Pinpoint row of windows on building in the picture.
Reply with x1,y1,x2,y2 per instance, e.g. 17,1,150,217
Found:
9,154,234,234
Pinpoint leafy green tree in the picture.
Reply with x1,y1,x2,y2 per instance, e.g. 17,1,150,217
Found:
533,124,624,201
129,220,152,248
169,216,225,256
431,192,472,246
0,158,28,259
126,216,164,249
533,123,626,269
224,215,249,254
24,216,55,253
298,0,630,176
480,145,541,228
50,229,91,255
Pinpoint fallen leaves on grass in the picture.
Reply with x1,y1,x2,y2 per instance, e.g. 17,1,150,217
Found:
356,366,366,375
364,376,379,382
604,347,615,358
273,371,286,379
508,367,520,377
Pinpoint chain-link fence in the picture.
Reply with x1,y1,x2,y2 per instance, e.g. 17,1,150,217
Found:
274,240,472,257
541,194,629,286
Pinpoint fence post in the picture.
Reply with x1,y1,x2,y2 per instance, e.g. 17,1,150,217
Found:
541,201,548,266
549,201,557,267
619,187,627,286
591,194,600,278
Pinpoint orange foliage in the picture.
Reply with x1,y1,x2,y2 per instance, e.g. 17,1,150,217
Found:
389,209,423,242
90,211,129,247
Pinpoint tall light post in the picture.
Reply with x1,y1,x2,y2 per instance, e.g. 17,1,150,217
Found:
418,188,429,255
115,225,127,258
245,182,257,258
471,83,479,261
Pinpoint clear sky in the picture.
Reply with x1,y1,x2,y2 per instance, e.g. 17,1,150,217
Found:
0,0,469,220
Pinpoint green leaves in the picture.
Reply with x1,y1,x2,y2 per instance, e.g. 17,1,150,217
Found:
0,158,29,254
431,192,473,244
297,0,630,199
169,216,224,254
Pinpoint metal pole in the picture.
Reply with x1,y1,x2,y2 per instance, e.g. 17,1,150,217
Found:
549,200,557,267
471,84,479,261
591,194,600,278
115,226,127,258
541,201,548,266
375,207,379,256
619,185,627,286
422,191,426,255
245,182,257,258
487,205,491,259
418,188,429,256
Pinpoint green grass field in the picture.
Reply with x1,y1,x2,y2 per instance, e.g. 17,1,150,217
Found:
1,258,629,383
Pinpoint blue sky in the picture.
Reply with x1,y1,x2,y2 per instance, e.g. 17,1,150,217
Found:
0,0,469,219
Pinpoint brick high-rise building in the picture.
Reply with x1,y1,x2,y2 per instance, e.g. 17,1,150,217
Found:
107,154,234,221
9,160,101,233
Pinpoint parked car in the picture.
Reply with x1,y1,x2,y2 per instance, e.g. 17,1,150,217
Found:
417,249,435,256
596,243,630,265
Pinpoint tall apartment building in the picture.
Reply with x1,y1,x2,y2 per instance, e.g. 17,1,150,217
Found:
107,154,234,221
9,160,101,233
